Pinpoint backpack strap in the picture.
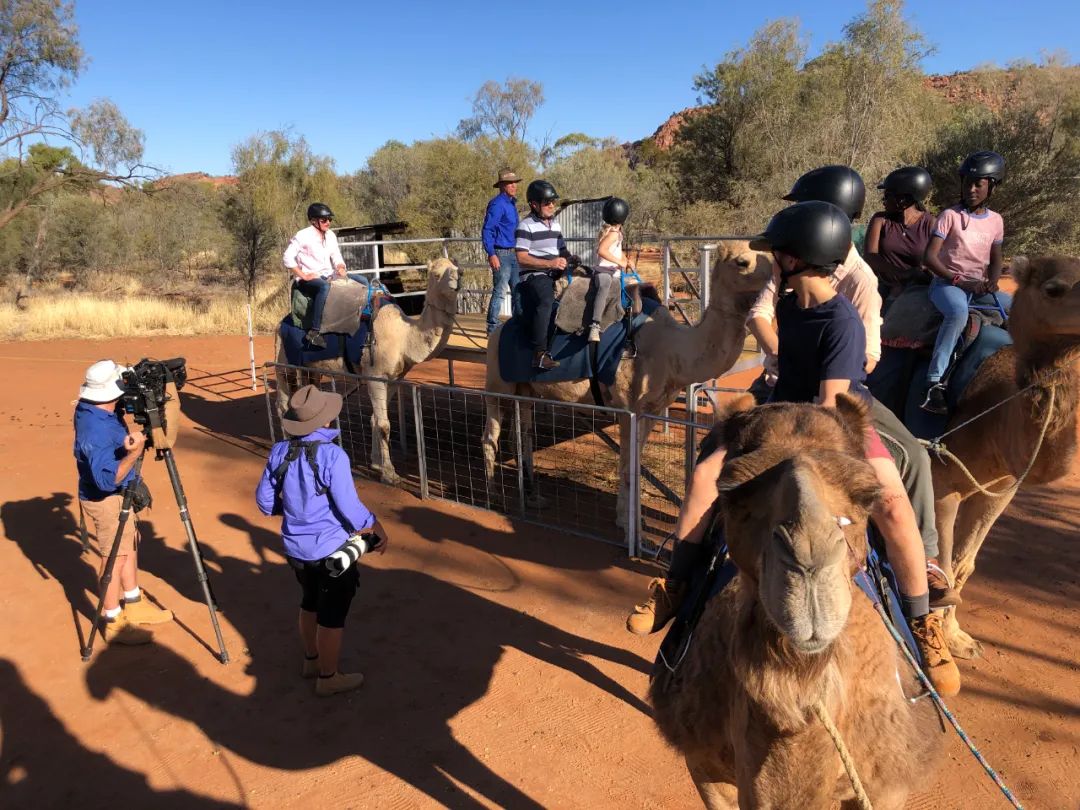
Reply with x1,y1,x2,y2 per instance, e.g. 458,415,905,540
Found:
271,439,329,497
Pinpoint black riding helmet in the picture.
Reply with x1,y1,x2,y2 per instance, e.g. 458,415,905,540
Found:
307,202,334,221
750,201,852,272
526,179,559,205
784,165,866,221
959,150,1005,185
877,166,933,202
602,197,630,225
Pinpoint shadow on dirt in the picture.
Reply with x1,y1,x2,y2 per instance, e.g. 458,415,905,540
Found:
0,658,240,808
80,512,651,809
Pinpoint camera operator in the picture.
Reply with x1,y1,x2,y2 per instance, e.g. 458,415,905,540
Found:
74,360,173,645
255,385,389,697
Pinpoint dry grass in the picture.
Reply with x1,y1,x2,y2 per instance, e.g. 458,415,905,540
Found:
0,279,290,341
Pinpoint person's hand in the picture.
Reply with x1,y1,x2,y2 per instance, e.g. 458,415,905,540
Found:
552,257,568,271
983,278,999,294
865,356,878,375
124,431,146,455
296,270,317,282
488,254,501,271
953,276,982,294
369,525,389,554
624,260,636,272
334,265,347,279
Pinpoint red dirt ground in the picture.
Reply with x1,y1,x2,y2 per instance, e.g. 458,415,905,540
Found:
0,335,1076,809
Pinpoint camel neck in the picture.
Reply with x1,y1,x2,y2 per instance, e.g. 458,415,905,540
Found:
405,297,455,364
667,290,758,388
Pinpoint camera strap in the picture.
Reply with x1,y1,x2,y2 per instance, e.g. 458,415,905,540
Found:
272,439,329,497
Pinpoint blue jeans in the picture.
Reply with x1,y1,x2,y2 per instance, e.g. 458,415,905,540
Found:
295,277,331,331
926,278,1012,382
486,248,521,333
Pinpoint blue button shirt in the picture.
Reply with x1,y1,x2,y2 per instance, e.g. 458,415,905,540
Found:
255,427,376,561
482,193,519,257
73,401,136,501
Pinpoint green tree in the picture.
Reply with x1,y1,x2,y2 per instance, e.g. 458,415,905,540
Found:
457,78,544,143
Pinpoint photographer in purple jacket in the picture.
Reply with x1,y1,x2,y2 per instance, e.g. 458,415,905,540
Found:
256,385,389,697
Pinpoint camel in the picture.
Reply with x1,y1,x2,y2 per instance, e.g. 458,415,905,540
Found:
931,255,1080,659
275,257,460,484
481,241,772,530
650,394,941,809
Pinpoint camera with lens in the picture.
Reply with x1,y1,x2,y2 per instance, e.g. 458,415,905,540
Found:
119,357,187,448
324,532,377,577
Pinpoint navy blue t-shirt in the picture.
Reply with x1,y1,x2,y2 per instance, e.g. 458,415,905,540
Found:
771,292,871,405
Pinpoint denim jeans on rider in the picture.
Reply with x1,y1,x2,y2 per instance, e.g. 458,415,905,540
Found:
926,277,1012,383
486,248,521,334
296,277,332,332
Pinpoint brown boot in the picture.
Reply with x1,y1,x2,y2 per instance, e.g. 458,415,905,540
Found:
926,560,961,608
315,671,365,697
102,613,153,646
626,578,685,636
123,596,174,625
910,611,961,697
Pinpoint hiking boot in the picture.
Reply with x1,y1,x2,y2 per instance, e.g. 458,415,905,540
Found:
910,612,961,697
927,560,961,608
534,351,560,371
102,614,153,646
921,383,948,415
301,655,319,679
626,578,686,636
587,322,601,343
315,671,365,697
122,596,174,625
305,328,327,349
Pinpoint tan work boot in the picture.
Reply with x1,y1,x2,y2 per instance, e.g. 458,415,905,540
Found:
315,671,365,697
102,613,153,646
910,611,961,697
926,560,961,608
626,578,685,636
301,656,320,679
123,597,174,625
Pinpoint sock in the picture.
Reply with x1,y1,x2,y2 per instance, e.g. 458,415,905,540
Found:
900,590,930,619
667,541,706,585
123,587,141,602
104,606,122,620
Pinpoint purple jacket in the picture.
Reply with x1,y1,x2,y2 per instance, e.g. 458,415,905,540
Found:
255,428,375,561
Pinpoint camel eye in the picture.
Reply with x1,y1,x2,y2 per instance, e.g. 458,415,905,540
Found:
736,257,751,268
1043,281,1068,299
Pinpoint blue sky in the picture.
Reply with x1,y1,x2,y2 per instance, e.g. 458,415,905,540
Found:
65,0,1076,176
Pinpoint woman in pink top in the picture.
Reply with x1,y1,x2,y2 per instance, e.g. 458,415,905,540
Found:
921,151,1011,414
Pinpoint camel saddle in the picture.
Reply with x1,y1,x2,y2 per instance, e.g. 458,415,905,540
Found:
553,275,626,335
882,283,1005,349
291,277,387,336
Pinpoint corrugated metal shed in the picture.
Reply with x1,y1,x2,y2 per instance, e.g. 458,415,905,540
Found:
555,197,610,266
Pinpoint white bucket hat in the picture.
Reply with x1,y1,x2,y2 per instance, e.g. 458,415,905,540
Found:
79,360,126,403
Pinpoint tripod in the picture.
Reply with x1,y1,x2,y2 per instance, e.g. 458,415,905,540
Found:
81,446,230,664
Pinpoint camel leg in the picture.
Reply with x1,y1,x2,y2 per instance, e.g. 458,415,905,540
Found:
481,396,503,506
933,492,961,581
944,489,1015,659
615,413,650,537
685,753,738,810
520,402,548,508
367,378,401,485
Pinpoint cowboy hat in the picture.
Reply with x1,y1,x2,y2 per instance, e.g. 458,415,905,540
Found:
493,168,522,188
281,385,343,436
79,360,127,403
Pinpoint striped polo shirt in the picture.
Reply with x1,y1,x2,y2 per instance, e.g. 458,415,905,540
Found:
515,213,566,268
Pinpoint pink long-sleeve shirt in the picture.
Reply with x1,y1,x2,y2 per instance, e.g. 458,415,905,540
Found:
283,225,345,279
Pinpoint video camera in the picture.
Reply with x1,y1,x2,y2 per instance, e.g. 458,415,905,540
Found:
119,357,187,448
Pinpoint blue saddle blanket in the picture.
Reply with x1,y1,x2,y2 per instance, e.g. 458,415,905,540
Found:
498,297,659,384
279,316,368,369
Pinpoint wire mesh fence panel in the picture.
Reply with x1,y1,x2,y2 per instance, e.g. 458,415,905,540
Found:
414,385,630,545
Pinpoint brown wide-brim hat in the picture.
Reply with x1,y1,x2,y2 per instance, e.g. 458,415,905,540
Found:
493,168,522,188
281,384,343,436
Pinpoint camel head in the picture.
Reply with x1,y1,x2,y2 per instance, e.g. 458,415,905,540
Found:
1008,255,1080,348
716,395,879,654
710,240,773,299
425,257,460,314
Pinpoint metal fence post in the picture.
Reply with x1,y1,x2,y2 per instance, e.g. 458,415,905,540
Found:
411,385,429,499
441,240,450,259
628,413,640,558
699,245,713,320
684,384,698,493
396,383,409,455
262,364,277,445
328,375,343,448
513,400,526,515
661,241,671,307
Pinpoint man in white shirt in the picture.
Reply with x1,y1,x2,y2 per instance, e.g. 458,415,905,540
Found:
284,202,347,349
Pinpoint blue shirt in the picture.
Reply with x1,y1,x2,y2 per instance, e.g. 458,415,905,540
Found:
255,427,376,561
771,292,872,405
73,401,137,502
482,193,519,257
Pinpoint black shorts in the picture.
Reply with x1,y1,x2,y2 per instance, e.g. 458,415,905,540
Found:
289,558,359,628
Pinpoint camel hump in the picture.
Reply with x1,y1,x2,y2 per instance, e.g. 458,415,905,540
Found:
553,276,626,334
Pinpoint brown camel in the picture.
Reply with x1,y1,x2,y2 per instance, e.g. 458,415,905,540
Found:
481,241,772,531
275,258,460,483
651,394,941,809
932,255,1080,658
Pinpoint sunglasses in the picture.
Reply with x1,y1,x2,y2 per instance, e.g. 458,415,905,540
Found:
317,217,332,223
540,200,557,206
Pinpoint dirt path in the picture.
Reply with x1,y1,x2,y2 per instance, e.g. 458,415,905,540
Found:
0,336,1076,809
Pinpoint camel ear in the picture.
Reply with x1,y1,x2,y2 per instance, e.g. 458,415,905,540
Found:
834,393,870,445
717,393,756,422
717,447,792,492
1011,255,1034,288
845,459,882,514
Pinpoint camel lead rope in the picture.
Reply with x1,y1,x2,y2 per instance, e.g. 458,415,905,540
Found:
812,700,874,810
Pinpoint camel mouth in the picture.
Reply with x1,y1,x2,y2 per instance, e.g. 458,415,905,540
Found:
789,635,833,655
